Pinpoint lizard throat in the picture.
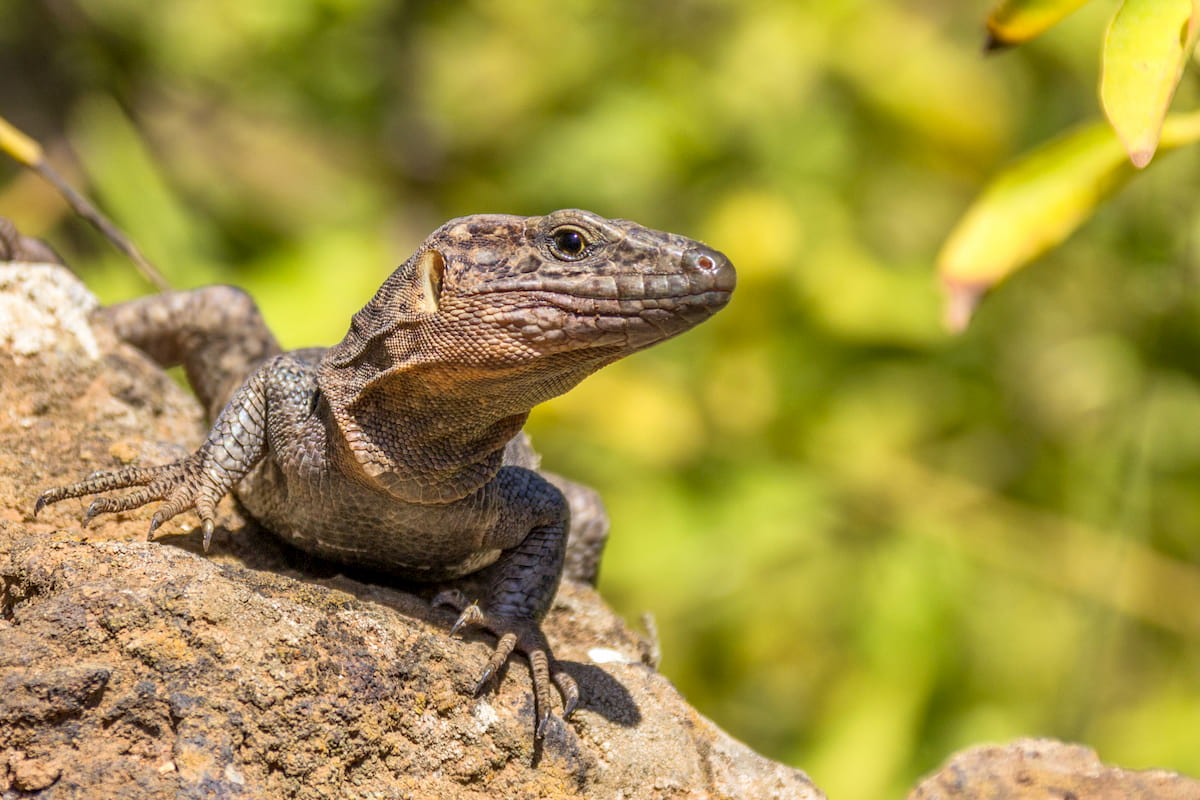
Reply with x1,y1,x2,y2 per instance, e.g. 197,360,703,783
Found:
319,361,544,503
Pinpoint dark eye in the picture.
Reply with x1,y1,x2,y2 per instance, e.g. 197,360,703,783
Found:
550,226,589,260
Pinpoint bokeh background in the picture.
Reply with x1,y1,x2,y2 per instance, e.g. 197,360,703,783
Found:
3,1,1200,797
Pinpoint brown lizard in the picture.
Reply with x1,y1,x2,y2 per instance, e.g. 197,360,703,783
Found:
29,209,735,739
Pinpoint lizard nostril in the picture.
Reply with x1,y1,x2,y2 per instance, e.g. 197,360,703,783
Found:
683,246,736,292
685,248,728,275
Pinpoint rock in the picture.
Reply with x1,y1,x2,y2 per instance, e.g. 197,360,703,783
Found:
8,752,62,792
0,260,824,799
909,738,1200,800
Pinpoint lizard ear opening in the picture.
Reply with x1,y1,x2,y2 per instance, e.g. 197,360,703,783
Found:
415,248,444,313
322,246,444,371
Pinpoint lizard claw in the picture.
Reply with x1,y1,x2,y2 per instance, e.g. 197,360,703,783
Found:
557,673,580,720
473,664,497,694
434,590,578,740
439,594,483,636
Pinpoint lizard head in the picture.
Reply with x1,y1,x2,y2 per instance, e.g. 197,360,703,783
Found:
442,208,736,361
320,210,734,495
328,209,734,379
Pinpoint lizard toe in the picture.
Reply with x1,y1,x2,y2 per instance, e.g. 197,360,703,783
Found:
36,453,216,537
445,604,577,740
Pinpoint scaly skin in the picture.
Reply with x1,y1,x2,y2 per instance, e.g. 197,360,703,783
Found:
31,209,736,739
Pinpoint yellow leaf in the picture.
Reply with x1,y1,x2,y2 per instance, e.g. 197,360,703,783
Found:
985,0,1095,49
1101,0,1200,167
937,112,1200,331
0,115,44,167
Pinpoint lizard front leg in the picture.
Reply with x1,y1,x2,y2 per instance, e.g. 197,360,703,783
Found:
36,359,276,548
435,471,579,739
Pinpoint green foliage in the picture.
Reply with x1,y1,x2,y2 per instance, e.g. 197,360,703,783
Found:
1101,0,1199,166
939,111,1200,331
987,0,1094,48
3,2,1200,799
945,0,1200,322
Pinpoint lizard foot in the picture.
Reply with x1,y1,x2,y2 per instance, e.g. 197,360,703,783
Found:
34,453,220,549
434,589,579,739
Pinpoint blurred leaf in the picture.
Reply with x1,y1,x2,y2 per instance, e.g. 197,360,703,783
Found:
985,0,1095,49
0,113,43,167
937,111,1200,331
1100,0,1200,168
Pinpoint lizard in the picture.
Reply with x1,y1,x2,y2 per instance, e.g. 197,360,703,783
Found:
26,209,736,739
0,217,64,265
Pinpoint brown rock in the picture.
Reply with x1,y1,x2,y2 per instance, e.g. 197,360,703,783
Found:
909,738,1200,800
0,261,823,800
9,753,63,792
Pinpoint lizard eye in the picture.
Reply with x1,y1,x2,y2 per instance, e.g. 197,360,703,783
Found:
550,226,589,260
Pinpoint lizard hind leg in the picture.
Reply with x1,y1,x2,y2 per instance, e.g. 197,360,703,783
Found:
101,286,282,418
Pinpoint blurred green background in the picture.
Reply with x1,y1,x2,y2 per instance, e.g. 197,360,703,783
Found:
4,1,1200,797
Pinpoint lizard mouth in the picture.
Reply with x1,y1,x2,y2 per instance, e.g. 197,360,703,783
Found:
478,285,733,315
462,286,732,353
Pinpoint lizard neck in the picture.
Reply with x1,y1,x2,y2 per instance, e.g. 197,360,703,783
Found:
318,360,533,503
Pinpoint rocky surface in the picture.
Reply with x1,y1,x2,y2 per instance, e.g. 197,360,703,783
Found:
909,737,1200,799
0,262,823,799
7,260,1200,800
